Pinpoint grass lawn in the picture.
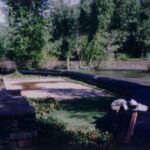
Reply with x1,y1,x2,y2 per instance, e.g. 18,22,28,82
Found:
49,109,106,130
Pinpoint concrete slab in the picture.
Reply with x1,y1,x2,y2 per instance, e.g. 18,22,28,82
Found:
4,77,111,100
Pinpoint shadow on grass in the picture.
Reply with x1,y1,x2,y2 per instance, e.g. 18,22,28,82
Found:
60,96,115,112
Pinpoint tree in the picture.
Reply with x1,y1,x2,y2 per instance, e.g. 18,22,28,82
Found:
5,0,150,70
51,3,78,69
111,0,150,58
7,0,48,68
78,0,114,68
0,24,9,59
79,31,107,69
138,0,150,57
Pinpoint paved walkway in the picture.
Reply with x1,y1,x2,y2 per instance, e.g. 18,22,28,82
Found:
4,77,111,100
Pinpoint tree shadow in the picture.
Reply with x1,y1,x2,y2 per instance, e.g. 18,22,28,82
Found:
12,81,112,100
47,88,104,98
60,96,115,112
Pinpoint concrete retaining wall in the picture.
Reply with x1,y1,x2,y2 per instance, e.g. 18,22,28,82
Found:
0,79,37,150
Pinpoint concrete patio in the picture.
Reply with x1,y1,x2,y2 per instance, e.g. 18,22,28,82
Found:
4,77,111,100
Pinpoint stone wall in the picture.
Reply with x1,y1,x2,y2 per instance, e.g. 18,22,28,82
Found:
0,78,37,150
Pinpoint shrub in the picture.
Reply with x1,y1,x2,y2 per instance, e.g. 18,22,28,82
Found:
27,98,60,117
37,117,112,149
116,53,129,61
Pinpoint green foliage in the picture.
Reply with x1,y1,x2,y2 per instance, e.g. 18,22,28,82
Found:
78,0,115,69
7,0,48,69
80,32,107,68
111,0,150,57
0,0,148,69
50,5,78,69
37,117,111,149
0,24,9,60
51,4,77,40
28,98,60,117
96,0,115,29
116,53,130,61
79,0,99,40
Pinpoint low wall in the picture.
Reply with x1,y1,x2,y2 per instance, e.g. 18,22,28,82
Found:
41,60,150,70
62,71,150,107
0,79,37,150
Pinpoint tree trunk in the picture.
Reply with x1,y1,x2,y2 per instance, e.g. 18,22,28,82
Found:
89,58,93,70
79,60,82,69
67,55,70,70
141,48,144,58
76,32,81,69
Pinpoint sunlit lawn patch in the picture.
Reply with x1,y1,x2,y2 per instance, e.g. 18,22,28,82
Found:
49,110,106,129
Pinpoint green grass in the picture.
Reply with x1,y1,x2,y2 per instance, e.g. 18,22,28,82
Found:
49,110,106,129
27,97,114,131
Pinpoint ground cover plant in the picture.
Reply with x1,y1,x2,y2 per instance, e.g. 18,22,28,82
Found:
27,97,115,149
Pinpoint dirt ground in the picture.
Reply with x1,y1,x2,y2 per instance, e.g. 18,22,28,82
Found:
4,77,111,100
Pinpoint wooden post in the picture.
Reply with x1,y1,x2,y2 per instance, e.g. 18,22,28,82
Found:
125,111,138,143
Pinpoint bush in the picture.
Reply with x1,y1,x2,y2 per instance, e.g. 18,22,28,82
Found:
27,98,60,118
37,117,111,149
116,53,129,61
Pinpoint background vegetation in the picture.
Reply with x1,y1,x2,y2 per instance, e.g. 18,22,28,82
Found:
0,0,149,69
